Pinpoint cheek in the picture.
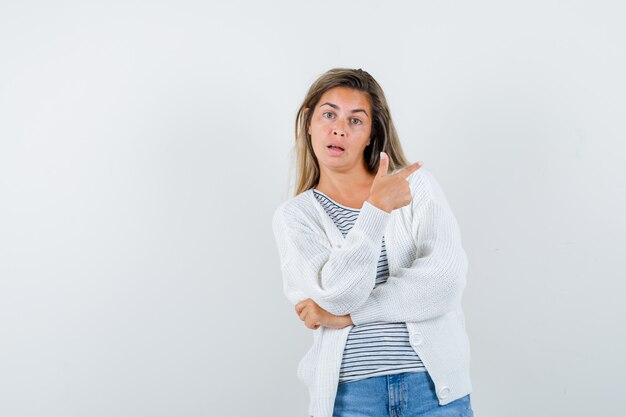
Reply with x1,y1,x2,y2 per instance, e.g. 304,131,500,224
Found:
363,124,372,138
312,122,330,135
310,124,328,145
310,135,325,157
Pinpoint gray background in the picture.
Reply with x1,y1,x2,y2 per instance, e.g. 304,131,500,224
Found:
1,1,625,416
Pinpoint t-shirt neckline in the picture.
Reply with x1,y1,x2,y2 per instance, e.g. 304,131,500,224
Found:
311,188,362,211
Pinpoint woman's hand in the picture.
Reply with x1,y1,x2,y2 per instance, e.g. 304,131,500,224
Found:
295,298,353,330
367,152,422,213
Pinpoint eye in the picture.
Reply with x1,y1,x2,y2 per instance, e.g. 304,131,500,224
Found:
322,112,335,119
350,118,362,125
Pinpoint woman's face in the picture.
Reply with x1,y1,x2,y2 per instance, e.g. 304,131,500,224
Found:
308,86,373,176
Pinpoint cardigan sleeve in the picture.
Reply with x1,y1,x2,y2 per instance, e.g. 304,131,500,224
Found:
272,199,390,316
349,173,468,325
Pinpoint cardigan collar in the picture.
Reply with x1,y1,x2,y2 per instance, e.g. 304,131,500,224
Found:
304,189,347,245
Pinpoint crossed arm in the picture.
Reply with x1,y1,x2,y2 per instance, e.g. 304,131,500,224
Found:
273,199,391,316
273,173,467,330
282,199,467,329
291,197,468,330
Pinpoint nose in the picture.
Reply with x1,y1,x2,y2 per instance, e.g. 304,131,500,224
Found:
332,120,346,137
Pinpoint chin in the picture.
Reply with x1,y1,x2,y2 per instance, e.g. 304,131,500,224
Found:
321,162,354,173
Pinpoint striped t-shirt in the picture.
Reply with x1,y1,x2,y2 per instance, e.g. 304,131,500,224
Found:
312,189,426,383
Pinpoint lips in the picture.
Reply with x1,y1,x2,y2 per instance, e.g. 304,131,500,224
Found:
326,144,345,156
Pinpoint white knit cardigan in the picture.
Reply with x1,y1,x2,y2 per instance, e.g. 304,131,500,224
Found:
272,168,472,417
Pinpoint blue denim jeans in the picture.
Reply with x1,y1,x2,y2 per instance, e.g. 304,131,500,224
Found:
331,372,473,417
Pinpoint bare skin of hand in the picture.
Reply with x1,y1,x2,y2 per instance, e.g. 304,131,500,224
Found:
367,152,422,213
295,298,353,330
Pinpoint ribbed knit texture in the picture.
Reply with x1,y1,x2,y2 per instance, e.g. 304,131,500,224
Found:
312,189,426,383
272,168,472,417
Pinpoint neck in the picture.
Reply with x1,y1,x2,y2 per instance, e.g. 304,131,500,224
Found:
316,165,375,199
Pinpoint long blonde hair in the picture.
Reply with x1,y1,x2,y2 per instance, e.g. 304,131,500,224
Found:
293,68,409,196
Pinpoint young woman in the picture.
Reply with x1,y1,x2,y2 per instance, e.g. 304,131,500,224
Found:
272,68,473,417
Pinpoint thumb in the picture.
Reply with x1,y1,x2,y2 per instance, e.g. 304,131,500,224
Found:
376,152,389,177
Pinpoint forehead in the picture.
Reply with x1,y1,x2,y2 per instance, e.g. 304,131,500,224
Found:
317,87,372,110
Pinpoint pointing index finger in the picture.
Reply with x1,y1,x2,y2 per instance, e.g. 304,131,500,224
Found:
396,162,422,179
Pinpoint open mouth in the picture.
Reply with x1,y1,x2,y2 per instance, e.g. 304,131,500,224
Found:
326,144,345,156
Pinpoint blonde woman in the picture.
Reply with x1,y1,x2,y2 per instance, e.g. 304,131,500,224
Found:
272,68,473,417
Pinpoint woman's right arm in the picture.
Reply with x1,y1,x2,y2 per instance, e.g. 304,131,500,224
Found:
272,202,389,316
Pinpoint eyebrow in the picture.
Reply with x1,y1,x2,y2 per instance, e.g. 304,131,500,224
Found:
319,102,369,117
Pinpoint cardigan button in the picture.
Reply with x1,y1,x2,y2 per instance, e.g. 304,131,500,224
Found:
411,334,423,346
438,386,451,399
